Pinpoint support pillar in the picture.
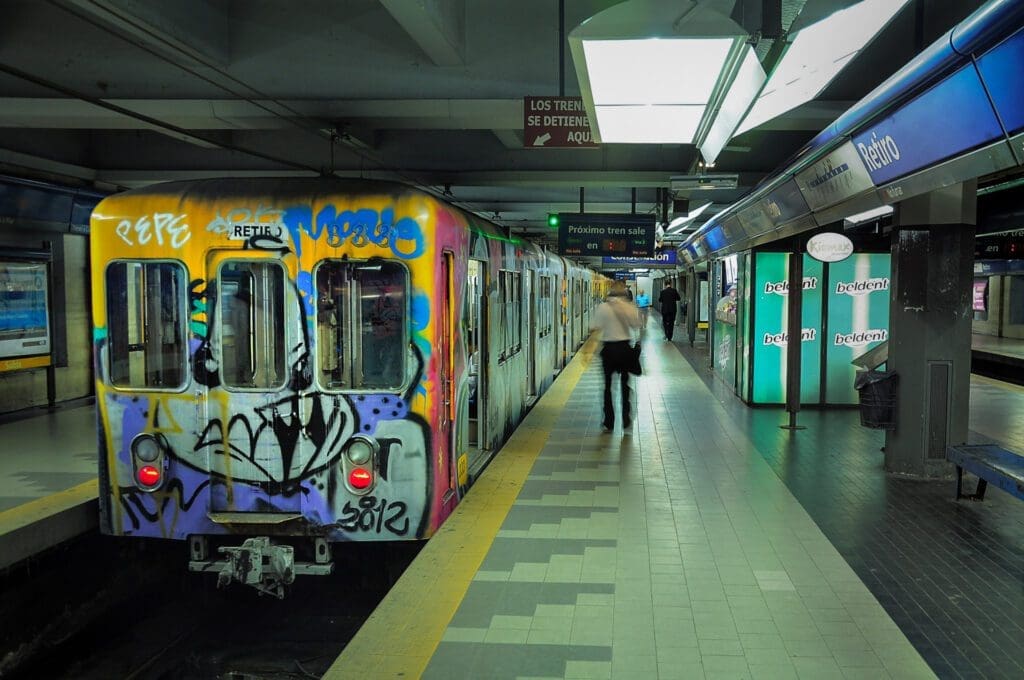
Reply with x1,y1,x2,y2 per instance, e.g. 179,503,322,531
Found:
885,181,976,477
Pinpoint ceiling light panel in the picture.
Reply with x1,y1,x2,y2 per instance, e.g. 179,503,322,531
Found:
583,38,735,106
595,105,704,143
699,47,765,164
737,0,912,135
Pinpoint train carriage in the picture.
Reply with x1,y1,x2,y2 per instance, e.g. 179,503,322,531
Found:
90,177,600,596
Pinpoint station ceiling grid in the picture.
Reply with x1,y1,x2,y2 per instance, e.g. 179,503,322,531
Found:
0,0,990,257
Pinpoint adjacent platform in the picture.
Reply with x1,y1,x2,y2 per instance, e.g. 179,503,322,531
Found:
329,325,1017,679
972,334,1024,362
0,405,97,570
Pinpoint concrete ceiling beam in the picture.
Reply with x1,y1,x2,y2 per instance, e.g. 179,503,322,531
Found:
379,0,465,66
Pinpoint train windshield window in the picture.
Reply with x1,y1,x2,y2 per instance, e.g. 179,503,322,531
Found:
316,260,407,391
219,262,286,389
104,261,187,389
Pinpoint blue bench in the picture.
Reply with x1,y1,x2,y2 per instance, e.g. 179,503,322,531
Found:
947,444,1024,502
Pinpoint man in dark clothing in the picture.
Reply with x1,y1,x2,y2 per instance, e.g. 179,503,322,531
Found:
658,280,681,341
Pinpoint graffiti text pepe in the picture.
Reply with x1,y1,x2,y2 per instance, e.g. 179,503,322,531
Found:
116,213,190,249
282,205,424,259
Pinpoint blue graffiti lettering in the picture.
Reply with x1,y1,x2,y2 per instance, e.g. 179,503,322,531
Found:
282,205,424,259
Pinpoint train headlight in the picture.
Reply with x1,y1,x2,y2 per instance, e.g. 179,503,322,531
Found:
345,437,376,465
132,435,161,462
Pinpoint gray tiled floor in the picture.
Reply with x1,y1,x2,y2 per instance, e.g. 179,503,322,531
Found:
0,404,96,512
422,332,934,680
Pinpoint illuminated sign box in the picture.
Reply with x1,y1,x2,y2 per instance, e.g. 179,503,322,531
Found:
556,213,656,257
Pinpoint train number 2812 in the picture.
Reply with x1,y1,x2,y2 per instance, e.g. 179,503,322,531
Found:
339,496,409,535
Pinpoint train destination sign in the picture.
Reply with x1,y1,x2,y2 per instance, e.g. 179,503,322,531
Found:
557,213,656,257
524,96,599,148
602,249,678,267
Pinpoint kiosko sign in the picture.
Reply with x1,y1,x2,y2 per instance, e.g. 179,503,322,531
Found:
806,232,854,262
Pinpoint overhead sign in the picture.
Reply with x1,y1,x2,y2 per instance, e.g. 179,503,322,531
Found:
523,96,598,148
602,250,677,267
806,232,854,262
557,213,655,257
976,27,1024,136
852,65,1004,186
795,142,874,211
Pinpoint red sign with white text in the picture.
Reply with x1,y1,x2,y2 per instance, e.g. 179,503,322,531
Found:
523,96,598,148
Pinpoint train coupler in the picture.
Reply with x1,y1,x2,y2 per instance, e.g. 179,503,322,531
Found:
188,536,333,599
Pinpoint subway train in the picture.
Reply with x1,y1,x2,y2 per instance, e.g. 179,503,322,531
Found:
89,177,606,597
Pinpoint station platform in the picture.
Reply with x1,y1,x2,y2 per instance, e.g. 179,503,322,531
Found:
325,324,1024,680
972,333,1024,367
0,404,97,570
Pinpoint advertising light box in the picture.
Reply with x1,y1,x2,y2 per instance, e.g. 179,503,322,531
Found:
825,254,891,404
0,261,51,359
751,253,822,404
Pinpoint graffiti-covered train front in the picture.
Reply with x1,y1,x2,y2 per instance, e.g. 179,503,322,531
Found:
91,178,601,594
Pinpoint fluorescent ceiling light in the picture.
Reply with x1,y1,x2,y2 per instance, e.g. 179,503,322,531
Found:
595,105,705,144
844,205,893,225
667,201,713,233
737,0,912,135
583,38,733,106
699,48,765,164
569,1,753,146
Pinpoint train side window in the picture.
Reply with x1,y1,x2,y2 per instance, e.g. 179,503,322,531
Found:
539,275,552,337
498,270,522,360
218,262,286,390
316,260,407,391
104,261,187,389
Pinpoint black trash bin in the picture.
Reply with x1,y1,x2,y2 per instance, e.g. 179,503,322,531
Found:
854,370,898,430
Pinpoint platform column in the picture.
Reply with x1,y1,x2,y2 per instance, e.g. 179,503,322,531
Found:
885,181,975,477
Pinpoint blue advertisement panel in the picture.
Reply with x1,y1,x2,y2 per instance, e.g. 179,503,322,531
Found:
852,65,1004,186
825,254,891,404
0,262,51,358
975,26,1024,135
751,253,822,404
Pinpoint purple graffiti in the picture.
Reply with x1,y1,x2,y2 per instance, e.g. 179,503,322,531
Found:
351,394,409,435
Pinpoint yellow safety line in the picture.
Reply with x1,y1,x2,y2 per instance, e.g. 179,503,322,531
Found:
0,479,97,534
322,336,599,680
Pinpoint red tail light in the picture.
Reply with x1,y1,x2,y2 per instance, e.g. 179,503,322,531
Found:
137,465,161,487
348,468,372,490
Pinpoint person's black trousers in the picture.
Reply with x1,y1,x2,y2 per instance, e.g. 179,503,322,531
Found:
600,341,631,430
662,312,677,340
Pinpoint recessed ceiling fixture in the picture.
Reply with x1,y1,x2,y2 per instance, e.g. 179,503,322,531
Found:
569,0,765,164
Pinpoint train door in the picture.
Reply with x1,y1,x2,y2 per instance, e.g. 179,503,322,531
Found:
573,279,583,348
527,270,537,400
439,253,456,500
204,251,302,517
559,278,568,368
464,259,488,472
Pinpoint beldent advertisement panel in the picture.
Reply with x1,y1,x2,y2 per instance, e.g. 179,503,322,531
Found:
825,254,891,404
751,253,822,404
